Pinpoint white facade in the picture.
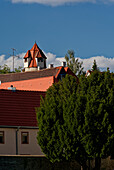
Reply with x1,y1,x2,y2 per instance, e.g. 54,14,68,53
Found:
24,58,31,68
0,127,44,155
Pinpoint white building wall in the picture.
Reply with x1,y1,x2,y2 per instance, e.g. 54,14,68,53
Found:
24,62,28,68
25,68,38,72
0,128,16,155
0,128,44,155
38,60,44,68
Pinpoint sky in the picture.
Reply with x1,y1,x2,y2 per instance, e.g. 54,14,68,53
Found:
0,0,114,72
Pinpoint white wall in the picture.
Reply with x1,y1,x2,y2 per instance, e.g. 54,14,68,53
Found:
0,128,44,155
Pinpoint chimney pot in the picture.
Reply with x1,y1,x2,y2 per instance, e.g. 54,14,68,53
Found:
62,61,66,67
49,64,54,68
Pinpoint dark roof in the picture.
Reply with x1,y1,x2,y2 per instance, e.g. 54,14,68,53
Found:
0,89,45,127
0,67,59,83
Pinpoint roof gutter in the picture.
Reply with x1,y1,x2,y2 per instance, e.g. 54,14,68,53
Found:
0,125,39,129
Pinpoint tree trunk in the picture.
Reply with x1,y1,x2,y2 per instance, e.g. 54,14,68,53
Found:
81,162,87,170
95,157,101,170
88,159,90,170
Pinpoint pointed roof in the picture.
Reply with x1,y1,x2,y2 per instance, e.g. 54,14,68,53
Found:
24,50,30,59
24,42,47,68
30,42,39,51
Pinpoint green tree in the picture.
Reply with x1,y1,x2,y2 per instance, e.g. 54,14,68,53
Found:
92,60,99,71
14,66,23,72
0,64,11,74
77,70,114,170
36,71,114,170
65,50,84,76
36,75,88,169
0,65,23,74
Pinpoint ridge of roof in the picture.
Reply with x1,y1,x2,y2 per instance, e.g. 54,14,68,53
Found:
30,42,39,51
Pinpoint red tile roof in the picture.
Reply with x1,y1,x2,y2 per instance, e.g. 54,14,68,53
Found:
24,42,47,68
0,76,54,91
0,66,78,91
0,89,45,127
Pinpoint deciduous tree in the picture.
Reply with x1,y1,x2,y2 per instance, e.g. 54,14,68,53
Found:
65,50,84,76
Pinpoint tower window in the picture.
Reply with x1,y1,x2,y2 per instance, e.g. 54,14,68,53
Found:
25,58,27,62
38,58,43,62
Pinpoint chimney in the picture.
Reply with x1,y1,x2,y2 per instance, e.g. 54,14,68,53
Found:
49,64,54,68
8,85,16,91
62,61,66,67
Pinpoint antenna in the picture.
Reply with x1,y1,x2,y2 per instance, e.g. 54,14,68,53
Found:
11,48,16,72
11,48,20,72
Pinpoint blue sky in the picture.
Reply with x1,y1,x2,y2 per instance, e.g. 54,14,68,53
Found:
0,0,114,71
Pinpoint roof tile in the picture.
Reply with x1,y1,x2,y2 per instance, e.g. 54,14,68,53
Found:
0,89,45,127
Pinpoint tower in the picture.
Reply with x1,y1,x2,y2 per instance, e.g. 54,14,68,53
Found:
24,42,47,72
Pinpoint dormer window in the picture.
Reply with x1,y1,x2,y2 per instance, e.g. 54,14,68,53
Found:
25,58,27,62
38,58,43,62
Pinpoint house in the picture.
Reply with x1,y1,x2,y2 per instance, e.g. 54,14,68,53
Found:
0,89,45,155
0,42,78,156
0,42,77,92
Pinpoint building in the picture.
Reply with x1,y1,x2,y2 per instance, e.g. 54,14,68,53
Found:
24,42,47,72
0,42,77,92
0,42,78,155
0,89,45,155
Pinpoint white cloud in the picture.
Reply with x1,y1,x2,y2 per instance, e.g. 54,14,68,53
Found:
0,53,25,71
0,53,114,72
11,0,114,6
46,52,62,66
79,56,114,72
46,54,114,72
11,0,96,6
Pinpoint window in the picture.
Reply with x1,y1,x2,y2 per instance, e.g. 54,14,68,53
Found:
38,58,43,62
0,131,4,144
21,132,29,144
25,58,27,62
59,74,66,80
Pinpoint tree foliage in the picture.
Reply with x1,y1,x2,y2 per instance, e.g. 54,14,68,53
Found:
37,75,88,167
14,66,23,72
0,64,11,74
0,65,23,74
77,70,114,169
36,71,114,170
92,60,99,71
65,50,84,76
